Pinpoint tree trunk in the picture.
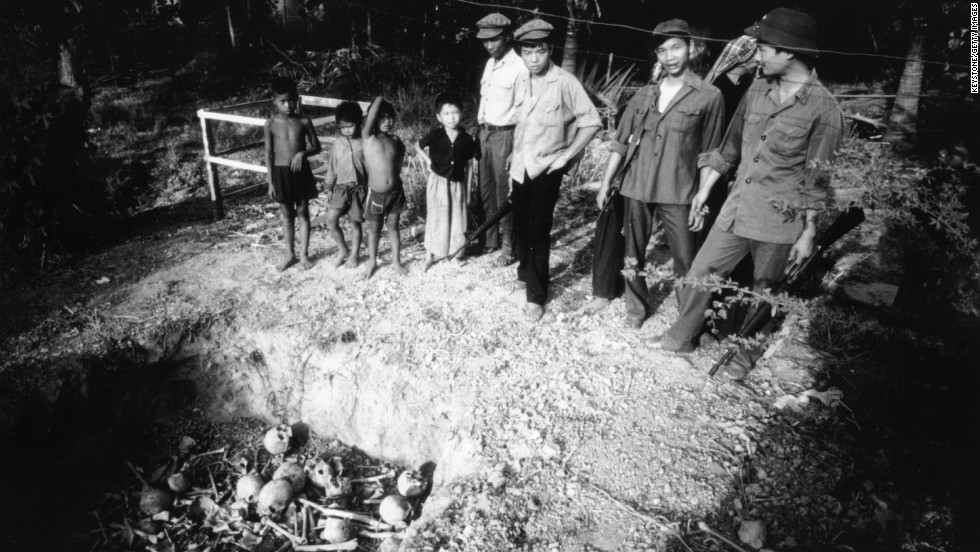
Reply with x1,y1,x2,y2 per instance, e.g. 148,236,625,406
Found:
884,34,924,147
59,38,90,110
227,5,237,49
560,1,591,75
366,9,372,44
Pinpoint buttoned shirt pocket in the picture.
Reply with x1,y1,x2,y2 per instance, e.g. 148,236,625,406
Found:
633,104,651,129
769,120,810,161
668,106,699,132
542,99,563,127
483,75,514,104
745,112,766,136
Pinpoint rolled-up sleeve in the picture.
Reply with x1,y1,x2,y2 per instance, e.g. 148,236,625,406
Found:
565,80,602,129
699,90,726,154
608,92,641,156
700,90,747,173
798,108,844,209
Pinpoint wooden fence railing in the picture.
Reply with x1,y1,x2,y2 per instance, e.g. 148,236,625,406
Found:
197,95,370,220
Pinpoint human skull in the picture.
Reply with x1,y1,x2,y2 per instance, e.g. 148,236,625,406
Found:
236,473,267,503
397,470,426,497
257,479,294,516
321,517,354,543
140,487,174,516
273,461,307,494
379,495,411,524
263,424,292,455
167,472,193,494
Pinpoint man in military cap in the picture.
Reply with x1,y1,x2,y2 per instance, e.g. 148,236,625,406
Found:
590,18,725,329
509,18,602,322
475,13,527,265
649,8,845,379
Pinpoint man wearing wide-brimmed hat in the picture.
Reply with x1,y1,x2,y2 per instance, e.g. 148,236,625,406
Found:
649,8,845,379
475,13,527,266
508,18,602,322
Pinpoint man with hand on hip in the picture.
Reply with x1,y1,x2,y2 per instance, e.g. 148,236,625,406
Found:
509,18,602,323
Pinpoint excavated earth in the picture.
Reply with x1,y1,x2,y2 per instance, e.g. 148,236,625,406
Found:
0,153,955,552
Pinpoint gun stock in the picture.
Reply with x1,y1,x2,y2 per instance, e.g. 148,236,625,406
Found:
708,207,865,378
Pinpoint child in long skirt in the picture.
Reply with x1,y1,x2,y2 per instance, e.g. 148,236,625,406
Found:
417,94,480,271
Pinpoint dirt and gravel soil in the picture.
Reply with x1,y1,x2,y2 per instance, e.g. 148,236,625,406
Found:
0,149,961,552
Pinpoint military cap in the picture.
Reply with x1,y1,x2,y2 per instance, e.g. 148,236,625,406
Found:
651,19,691,47
476,13,511,39
514,18,554,42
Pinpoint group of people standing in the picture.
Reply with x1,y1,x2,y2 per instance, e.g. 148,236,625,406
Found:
469,7,844,378
265,6,844,380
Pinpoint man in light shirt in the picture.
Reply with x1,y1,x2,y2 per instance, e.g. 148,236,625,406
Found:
476,12,527,266
510,19,602,322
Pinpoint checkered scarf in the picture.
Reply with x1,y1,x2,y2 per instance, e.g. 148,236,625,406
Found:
705,35,757,84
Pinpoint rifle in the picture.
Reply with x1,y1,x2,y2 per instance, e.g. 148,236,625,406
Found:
420,198,516,269
598,184,621,218
708,207,866,377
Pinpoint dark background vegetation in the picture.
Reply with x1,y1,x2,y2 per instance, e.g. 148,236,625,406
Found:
1,0,975,266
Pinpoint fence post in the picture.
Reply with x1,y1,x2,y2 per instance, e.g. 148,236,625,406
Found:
198,111,225,220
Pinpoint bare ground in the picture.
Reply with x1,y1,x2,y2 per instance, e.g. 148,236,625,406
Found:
0,161,958,552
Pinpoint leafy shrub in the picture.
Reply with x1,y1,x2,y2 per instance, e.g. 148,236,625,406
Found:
275,45,457,99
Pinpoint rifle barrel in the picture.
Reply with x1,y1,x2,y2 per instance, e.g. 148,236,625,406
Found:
708,349,737,377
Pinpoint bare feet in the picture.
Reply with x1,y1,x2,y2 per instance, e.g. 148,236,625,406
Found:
345,254,359,269
393,262,409,276
278,256,298,272
300,256,314,270
333,249,348,268
525,303,545,323
360,261,377,280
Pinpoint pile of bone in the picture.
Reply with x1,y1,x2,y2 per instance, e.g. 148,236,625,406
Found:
99,424,428,552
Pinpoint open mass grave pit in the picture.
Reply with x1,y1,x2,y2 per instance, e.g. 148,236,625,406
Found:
0,316,484,552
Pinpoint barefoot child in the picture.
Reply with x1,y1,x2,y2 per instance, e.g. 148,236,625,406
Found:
361,96,407,279
264,77,322,271
416,94,480,271
323,101,367,268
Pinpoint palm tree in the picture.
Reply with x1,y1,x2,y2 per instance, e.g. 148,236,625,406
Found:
884,33,924,147
560,0,599,76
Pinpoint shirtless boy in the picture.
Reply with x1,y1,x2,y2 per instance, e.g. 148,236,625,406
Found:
264,77,322,271
323,101,367,269
361,96,408,279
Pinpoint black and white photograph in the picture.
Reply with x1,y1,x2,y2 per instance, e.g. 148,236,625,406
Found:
0,1,977,551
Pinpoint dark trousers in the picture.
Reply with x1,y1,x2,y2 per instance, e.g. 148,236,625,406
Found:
592,192,625,299
512,170,563,305
623,199,697,319
478,128,515,254
663,226,792,364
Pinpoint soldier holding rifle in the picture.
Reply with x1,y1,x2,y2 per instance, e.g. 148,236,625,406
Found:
589,19,725,329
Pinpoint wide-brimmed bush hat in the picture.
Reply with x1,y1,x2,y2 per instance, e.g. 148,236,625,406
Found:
744,7,818,57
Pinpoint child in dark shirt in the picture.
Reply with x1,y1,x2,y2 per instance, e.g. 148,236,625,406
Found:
323,101,367,269
264,77,322,271
417,94,480,271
